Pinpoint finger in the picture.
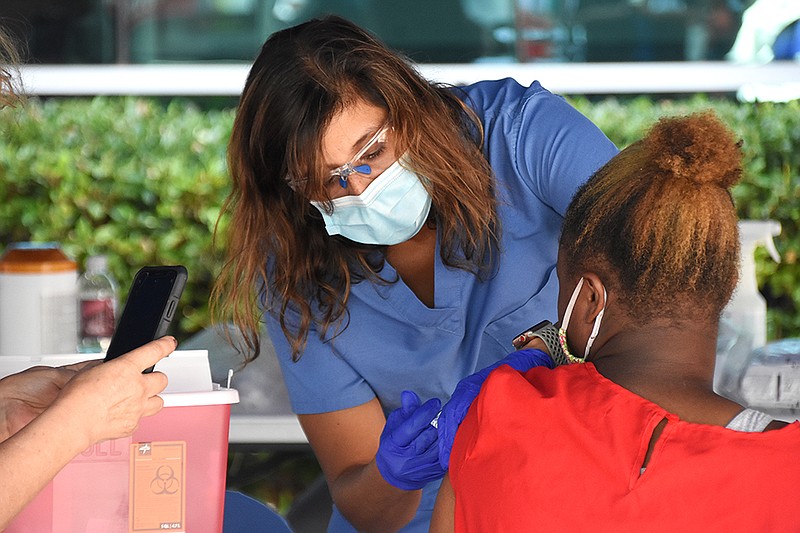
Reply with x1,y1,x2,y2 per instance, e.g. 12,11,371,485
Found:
64,360,99,372
412,424,438,455
43,367,83,389
385,406,406,431
393,397,442,446
143,394,165,417
407,397,441,428
411,442,443,470
404,444,445,479
144,371,169,396
400,390,421,417
115,336,177,372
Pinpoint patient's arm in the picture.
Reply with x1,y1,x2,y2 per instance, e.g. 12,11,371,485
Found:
430,473,455,533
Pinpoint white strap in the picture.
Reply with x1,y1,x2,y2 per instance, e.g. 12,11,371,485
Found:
726,409,774,432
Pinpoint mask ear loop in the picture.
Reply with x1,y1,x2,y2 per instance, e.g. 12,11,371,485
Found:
561,277,583,330
558,278,586,364
583,287,607,360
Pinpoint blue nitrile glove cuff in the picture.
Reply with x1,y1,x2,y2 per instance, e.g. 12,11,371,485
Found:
437,348,553,469
376,390,446,491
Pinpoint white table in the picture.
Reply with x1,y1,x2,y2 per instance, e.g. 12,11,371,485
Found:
229,414,307,445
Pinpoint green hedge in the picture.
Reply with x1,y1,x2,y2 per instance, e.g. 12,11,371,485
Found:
0,95,798,341
0,98,233,339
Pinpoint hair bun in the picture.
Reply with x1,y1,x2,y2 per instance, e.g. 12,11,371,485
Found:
645,111,742,188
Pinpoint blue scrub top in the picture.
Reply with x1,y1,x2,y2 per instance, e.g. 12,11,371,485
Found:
266,78,619,532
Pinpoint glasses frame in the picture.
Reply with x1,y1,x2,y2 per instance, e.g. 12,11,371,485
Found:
330,122,392,189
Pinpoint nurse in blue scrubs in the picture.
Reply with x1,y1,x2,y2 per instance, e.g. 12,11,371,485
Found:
214,15,618,533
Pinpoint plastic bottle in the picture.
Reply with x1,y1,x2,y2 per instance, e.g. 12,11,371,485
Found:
78,255,118,353
714,220,781,400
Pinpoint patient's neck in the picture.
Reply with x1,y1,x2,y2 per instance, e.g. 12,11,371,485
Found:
590,320,742,425
593,320,716,382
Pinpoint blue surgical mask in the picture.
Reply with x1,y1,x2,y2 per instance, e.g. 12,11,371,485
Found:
310,157,432,245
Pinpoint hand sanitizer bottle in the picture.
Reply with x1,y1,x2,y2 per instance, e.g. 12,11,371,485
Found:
715,220,781,401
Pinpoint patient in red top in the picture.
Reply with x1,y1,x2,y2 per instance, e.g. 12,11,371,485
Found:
430,112,799,532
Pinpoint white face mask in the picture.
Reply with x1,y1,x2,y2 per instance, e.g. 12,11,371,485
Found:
310,156,432,245
558,277,607,364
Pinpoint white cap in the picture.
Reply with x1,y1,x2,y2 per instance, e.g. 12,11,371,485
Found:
85,255,108,272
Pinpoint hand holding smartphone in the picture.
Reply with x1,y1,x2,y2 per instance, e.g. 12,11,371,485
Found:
103,266,187,372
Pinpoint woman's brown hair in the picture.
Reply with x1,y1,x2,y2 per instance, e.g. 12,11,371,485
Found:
212,16,499,361
559,111,743,322
0,28,23,107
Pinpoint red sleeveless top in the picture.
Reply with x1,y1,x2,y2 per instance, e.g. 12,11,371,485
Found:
450,363,800,532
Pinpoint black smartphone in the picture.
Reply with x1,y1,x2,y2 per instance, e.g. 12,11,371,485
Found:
103,265,187,372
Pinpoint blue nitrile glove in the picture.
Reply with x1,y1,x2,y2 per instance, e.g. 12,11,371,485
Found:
376,390,445,491
438,348,553,469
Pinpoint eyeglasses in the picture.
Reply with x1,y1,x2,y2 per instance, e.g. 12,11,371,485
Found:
328,122,392,190
287,122,394,198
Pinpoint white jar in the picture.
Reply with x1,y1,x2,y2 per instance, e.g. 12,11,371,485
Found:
0,243,78,356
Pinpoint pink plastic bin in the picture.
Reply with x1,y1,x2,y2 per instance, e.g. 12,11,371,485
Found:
6,388,239,533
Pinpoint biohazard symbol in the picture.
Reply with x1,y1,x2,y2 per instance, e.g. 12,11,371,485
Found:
150,465,180,495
